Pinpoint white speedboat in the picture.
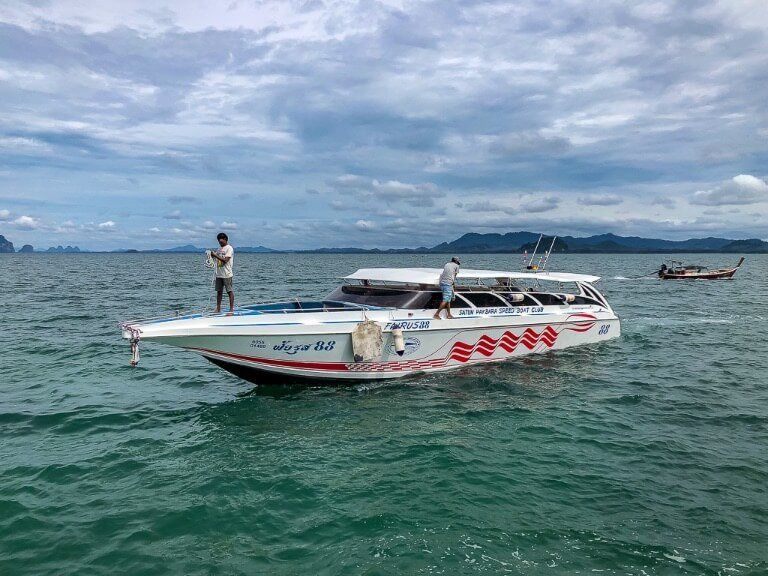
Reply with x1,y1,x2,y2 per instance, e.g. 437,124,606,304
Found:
120,267,620,383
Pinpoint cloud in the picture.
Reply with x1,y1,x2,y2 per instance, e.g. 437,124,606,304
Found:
0,136,52,153
691,175,768,206
220,221,238,230
167,195,199,204
371,179,442,201
14,215,40,229
1,1,768,248
488,132,571,157
329,199,354,211
578,194,623,206
202,220,217,229
53,220,78,233
0,209,11,221
651,196,676,208
355,219,376,231
164,210,183,220
423,155,451,173
330,174,369,190
462,195,560,215
329,175,444,207
97,220,116,229
526,196,561,213
464,200,506,213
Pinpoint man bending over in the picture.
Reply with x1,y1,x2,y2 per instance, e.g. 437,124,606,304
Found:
434,257,460,320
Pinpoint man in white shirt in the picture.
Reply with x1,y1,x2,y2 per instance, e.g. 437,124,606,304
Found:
434,256,460,319
210,232,235,314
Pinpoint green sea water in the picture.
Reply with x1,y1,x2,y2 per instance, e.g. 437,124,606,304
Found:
1,253,766,575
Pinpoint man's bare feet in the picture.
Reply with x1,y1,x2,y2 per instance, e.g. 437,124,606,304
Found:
226,311,234,316
446,314,455,319
433,314,441,320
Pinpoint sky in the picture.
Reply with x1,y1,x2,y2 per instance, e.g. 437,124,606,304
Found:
1,0,767,250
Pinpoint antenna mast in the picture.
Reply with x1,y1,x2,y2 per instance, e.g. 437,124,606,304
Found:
540,236,558,271
526,234,543,270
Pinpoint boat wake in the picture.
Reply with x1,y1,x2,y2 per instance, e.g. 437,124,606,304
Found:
613,275,658,280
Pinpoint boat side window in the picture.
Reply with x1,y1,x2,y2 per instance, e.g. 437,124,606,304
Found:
568,295,602,306
498,293,540,306
530,293,567,306
580,284,608,307
459,292,508,308
421,291,472,310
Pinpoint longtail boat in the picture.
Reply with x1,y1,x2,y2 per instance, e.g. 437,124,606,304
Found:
658,257,744,280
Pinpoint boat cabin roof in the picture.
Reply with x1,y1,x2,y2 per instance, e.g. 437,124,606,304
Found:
344,267,600,285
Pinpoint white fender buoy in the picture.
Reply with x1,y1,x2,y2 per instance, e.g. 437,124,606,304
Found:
392,328,405,356
508,293,524,303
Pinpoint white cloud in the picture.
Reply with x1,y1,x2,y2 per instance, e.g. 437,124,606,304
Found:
14,215,40,230
578,194,623,206
97,220,116,229
488,131,571,157
463,195,560,215
691,174,768,206
355,219,376,231
0,136,52,153
631,2,670,20
2,1,768,248
329,199,355,211
371,179,442,201
651,196,676,209
0,209,11,220
220,221,238,230
330,175,444,206
524,196,561,213
331,174,369,190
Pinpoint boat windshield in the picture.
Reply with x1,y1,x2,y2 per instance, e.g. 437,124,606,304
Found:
326,285,433,309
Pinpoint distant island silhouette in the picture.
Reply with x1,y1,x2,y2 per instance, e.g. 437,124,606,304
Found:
2,231,767,254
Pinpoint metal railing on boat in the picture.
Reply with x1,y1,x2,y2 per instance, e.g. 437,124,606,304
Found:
119,300,388,329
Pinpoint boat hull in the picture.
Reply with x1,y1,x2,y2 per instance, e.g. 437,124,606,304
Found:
659,257,744,280
147,313,620,384
659,268,738,279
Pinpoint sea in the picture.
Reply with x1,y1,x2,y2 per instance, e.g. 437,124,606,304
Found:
1,253,766,575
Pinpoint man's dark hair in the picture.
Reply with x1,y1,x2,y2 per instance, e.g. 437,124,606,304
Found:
216,232,228,241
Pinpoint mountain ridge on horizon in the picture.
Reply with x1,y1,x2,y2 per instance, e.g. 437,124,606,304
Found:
300,231,768,254
2,231,767,253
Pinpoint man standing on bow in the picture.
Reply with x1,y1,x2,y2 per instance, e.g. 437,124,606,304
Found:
210,232,235,314
434,256,460,320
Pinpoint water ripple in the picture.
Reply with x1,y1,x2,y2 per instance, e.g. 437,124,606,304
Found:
1,253,767,574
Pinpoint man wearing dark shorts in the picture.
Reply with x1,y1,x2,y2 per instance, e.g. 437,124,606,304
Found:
210,232,234,314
